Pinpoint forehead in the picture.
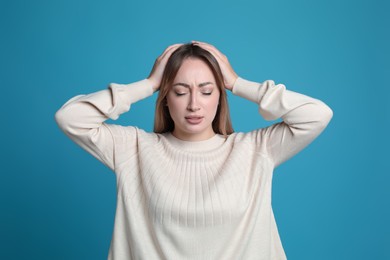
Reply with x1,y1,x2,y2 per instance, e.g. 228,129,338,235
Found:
174,58,215,82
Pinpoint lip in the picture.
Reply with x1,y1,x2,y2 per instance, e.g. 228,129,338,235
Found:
185,115,204,125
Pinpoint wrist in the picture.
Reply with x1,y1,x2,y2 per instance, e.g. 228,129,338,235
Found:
146,78,159,92
230,76,239,90
225,76,238,91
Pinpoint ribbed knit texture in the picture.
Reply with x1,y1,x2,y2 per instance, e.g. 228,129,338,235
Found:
55,77,333,260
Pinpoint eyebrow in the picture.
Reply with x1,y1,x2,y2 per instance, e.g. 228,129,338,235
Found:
172,82,214,88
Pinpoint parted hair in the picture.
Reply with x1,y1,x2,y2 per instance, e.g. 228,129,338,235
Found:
153,43,234,136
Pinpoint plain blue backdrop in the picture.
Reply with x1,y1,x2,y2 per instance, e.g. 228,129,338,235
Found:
1,0,389,259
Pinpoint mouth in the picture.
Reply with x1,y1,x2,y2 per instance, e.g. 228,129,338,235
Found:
185,116,204,125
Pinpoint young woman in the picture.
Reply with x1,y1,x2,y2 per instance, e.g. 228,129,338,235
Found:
55,41,333,260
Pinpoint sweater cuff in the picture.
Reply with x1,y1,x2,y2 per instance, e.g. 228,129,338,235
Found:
232,77,264,104
109,78,154,104
106,79,154,120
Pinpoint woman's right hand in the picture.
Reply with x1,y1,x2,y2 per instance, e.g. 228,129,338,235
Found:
147,43,183,92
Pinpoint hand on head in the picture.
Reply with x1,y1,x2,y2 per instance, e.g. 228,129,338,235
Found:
191,41,238,90
147,43,183,92
147,41,238,92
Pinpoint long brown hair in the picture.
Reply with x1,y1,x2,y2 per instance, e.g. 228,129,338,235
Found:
153,43,234,136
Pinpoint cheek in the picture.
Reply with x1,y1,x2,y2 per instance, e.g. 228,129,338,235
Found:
166,96,185,117
207,95,220,111
166,97,175,108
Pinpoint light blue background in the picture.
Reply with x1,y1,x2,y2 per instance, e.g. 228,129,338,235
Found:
1,0,389,259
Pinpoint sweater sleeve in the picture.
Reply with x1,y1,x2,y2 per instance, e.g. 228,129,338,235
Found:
232,77,333,167
54,79,154,171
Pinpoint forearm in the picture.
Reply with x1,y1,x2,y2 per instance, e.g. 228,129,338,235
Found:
232,77,333,130
55,79,154,135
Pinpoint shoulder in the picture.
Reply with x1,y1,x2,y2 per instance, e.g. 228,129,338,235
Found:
227,128,273,155
225,130,257,151
227,128,266,143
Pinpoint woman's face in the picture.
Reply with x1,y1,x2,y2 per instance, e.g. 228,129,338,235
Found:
166,58,220,141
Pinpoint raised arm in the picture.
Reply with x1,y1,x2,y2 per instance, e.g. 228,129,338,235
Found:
232,77,333,167
193,40,333,167
55,43,183,170
54,79,154,170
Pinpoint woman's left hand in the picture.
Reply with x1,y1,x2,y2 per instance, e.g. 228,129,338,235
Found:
192,40,238,91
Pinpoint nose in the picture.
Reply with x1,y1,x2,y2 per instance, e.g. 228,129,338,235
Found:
187,93,200,112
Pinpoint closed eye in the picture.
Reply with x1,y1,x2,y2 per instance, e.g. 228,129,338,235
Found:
202,92,212,95
175,92,187,96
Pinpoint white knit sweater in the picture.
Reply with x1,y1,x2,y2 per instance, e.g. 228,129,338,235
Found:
55,77,333,260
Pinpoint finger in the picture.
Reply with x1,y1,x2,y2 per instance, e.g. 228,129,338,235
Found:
192,40,211,46
192,41,226,61
164,43,183,52
162,45,181,63
160,43,183,59
149,44,182,79
192,40,220,54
